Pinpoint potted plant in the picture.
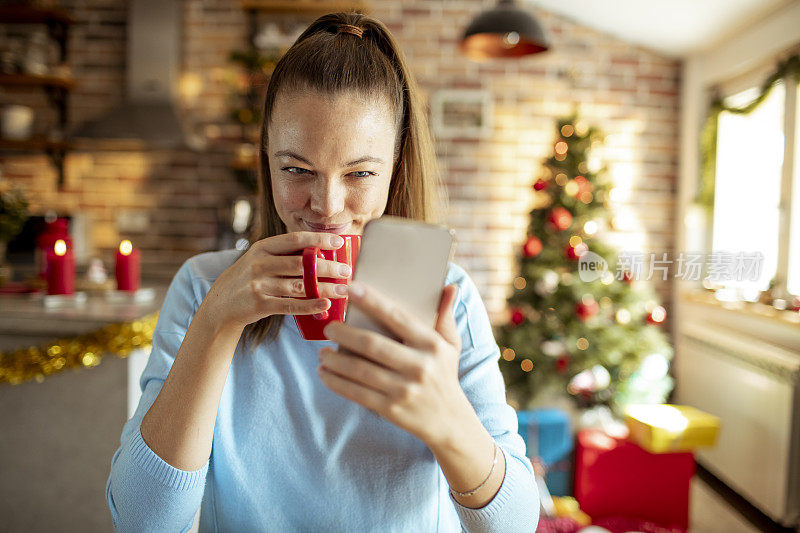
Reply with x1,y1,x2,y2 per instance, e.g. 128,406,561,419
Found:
0,177,29,286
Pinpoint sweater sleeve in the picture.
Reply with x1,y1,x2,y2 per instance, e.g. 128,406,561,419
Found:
106,258,210,532
445,264,540,532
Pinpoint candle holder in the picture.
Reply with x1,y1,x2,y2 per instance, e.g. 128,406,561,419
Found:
104,287,155,304
42,291,87,308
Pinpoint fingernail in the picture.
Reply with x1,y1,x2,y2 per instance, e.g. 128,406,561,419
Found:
349,281,364,297
339,264,352,277
331,235,344,247
335,284,348,295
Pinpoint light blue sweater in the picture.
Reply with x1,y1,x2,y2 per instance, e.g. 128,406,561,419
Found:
106,249,539,532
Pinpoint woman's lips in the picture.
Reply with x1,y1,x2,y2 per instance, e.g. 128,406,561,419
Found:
302,220,350,234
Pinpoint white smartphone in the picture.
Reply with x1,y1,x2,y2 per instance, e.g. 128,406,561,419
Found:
344,216,456,341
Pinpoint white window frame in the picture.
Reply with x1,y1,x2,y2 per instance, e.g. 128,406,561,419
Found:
712,72,798,297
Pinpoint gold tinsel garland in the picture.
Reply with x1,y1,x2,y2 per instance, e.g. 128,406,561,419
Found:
697,53,800,209
0,312,159,386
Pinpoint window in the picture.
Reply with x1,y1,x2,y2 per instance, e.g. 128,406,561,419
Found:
788,85,800,295
711,77,799,297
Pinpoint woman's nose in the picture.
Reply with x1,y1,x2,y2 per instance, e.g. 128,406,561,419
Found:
309,178,345,217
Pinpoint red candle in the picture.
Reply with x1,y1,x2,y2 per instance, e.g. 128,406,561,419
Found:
46,239,75,295
116,240,140,292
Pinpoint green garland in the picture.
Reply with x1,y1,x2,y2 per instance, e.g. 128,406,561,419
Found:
697,54,800,209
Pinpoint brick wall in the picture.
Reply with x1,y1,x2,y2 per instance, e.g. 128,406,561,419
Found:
1,0,679,323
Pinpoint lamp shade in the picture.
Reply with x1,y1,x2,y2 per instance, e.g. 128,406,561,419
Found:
461,0,549,60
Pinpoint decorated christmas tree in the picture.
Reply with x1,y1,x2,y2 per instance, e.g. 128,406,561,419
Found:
495,116,674,412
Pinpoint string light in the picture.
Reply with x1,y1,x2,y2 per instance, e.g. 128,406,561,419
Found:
555,173,568,186
513,277,527,290
576,338,589,350
649,305,667,323
502,348,516,361
560,124,574,137
569,235,582,247
564,181,579,196
521,359,534,372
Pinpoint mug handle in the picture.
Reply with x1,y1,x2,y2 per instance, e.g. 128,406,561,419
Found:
302,247,329,320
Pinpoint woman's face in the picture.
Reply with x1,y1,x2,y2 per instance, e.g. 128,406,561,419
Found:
267,89,397,235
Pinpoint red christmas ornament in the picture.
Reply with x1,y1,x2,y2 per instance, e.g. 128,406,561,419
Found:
622,271,634,283
523,236,543,257
565,242,588,260
575,299,599,321
510,307,525,326
547,207,573,231
533,179,548,191
556,355,570,374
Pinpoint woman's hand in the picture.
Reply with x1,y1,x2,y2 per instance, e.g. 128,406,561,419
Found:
200,232,353,332
319,281,475,449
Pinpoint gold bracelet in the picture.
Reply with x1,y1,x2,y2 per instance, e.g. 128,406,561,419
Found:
449,442,499,498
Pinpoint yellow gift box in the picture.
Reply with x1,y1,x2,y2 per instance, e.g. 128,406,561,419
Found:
625,404,720,453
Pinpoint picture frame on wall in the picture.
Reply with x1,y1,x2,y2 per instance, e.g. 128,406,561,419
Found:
430,89,493,138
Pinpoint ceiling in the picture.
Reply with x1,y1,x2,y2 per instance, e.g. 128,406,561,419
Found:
529,0,794,57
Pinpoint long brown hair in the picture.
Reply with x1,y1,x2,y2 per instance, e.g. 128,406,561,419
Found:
240,12,445,349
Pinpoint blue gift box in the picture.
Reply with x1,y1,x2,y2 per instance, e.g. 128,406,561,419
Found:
517,409,573,496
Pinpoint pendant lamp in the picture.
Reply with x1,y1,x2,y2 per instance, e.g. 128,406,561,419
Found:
461,0,550,60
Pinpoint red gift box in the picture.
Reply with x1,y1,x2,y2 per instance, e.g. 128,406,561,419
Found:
574,429,695,530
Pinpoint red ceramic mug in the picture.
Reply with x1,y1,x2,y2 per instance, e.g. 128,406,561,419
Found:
293,234,360,340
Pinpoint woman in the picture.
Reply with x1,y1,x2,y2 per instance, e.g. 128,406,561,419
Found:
106,12,538,532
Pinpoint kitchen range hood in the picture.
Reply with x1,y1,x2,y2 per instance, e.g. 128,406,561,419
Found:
73,0,187,148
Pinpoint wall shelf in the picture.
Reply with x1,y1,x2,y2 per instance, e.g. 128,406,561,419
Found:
0,5,73,62
0,5,74,188
0,73,75,90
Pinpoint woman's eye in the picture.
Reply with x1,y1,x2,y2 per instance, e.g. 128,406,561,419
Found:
282,167,311,175
349,170,376,178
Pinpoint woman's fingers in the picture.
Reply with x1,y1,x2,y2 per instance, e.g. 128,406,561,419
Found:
261,295,331,316
266,255,352,279
344,282,440,350
323,322,421,375
255,231,344,255
257,278,348,299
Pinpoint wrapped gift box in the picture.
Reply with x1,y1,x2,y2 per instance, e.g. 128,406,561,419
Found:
517,409,573,495
574,429,695,529
625,404,720,454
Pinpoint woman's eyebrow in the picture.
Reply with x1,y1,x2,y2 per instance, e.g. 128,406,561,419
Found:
344,156,384,166
274,150,384,167
273,150,314,165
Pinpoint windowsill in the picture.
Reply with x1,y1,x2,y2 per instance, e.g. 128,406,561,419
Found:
678,290,800,355
681,290,800,326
